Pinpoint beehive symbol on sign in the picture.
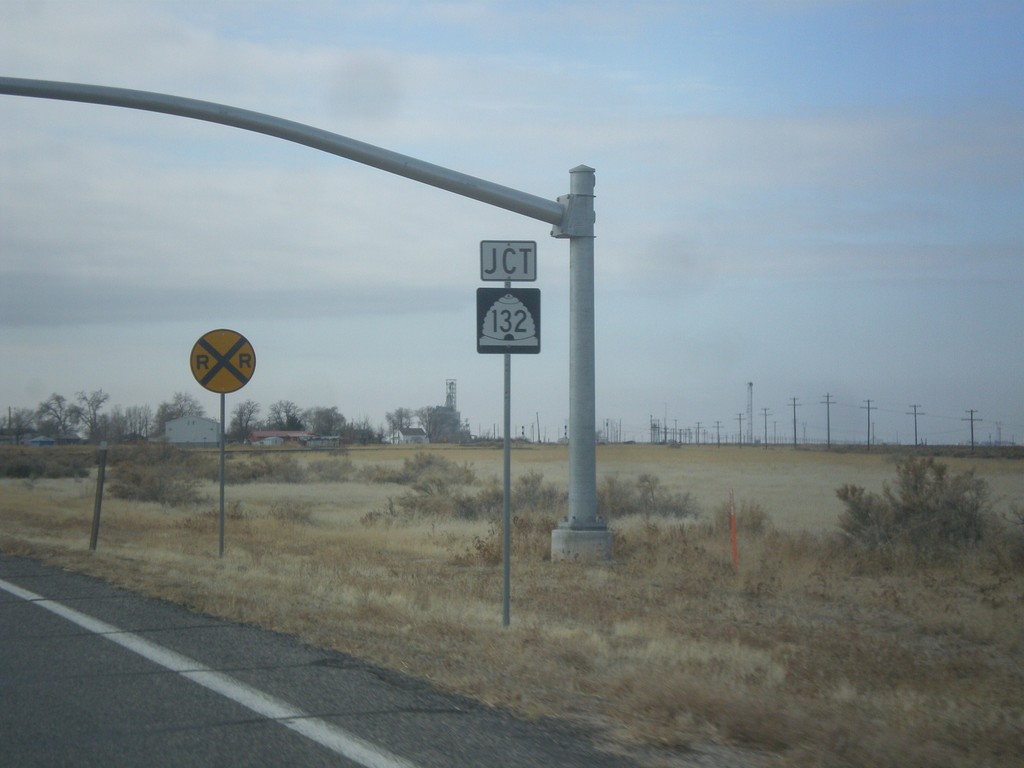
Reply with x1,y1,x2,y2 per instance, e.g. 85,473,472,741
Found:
480,293,538,348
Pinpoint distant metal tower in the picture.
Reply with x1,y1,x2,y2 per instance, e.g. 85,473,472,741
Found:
746,382,753,445
445,379,457,410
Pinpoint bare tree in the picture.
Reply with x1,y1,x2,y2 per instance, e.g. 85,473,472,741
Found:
124,404,153,440
415,404,468,443
106,405,127,443
5,407,36,444
106,403,154,443
154,392,205,435
266,400,304,431
230,399,261,442
343,416,383,445
304,405,345,437
385,407,414,442
36,393,79,440
75,389,110,443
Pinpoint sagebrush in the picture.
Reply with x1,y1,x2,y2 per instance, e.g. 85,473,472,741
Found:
836,456,993,562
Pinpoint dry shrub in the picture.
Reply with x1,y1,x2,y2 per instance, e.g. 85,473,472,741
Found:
0,447,92,479
362,465,560,523
107,443,205,506
513,470,566,515
598,473,699,520
307,456,355,482
453,513,557,565
993,503,1024,569
837,456,994,564
266,500,314,525
709,498,773,536
223,453,307,484
361,452,475,488
614,519,735,589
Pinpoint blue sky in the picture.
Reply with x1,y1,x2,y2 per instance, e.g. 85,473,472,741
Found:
1,1,1022,444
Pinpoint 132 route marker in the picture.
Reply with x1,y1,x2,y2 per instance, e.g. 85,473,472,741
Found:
476,288,541,354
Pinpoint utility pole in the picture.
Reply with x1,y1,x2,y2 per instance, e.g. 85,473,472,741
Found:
714,420,722,446
907,404,924,447
746,382,754,445
761,407,771,449
821,393,833,449
736,413,744,446
789,398,800,448
963,409,981,451
862,399,874,449
695,421,702,446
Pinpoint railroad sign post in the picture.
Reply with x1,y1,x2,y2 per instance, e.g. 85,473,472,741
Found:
191,328,255,557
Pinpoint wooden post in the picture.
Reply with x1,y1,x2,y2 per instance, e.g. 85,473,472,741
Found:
89,442,108,551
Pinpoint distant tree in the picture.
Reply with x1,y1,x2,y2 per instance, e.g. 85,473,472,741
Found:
304,405,345,437
5,407,36,444
106,406,128,443
416,405,469,443
230,399,261,442
123,404,153,440
105,404,151,444
266,400,305,431
385,407,414,441
342,416,384,445
36,393,79,439
154,392,205,435
75,389,110,443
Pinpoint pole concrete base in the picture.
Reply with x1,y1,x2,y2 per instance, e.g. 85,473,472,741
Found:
551,527,613,561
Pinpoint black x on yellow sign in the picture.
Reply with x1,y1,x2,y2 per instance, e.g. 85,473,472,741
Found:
190,329,256,394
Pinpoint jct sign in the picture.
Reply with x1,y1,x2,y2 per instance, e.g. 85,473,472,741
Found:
480,240,537,282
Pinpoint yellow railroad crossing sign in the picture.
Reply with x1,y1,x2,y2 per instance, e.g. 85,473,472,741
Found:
190,329,255,393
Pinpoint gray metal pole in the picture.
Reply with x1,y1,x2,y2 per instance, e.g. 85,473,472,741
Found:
0,77,564,226
219,393,226,558
566,168,598,527
551,167,611,559
502,350,511,626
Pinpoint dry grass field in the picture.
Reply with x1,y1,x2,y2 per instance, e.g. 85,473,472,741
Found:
2,443,1023,767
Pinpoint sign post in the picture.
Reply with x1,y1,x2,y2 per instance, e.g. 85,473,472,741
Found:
190,328,256,557
478,244,540,626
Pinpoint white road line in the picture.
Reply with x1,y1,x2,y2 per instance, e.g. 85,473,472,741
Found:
0,577,419,768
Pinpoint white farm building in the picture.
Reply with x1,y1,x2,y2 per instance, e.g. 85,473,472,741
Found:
165,416,220,446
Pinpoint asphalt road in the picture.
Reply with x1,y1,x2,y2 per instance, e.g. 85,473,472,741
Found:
0,554,639,768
